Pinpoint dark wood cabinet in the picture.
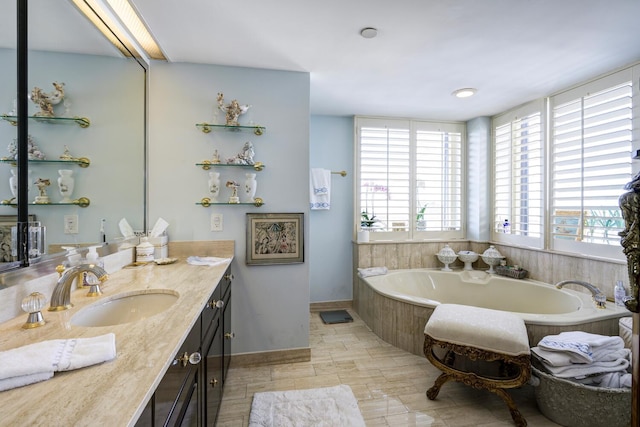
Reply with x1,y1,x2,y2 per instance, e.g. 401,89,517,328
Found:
136,267,232,427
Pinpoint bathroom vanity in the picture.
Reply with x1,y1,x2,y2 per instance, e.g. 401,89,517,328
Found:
135,265,233,426
0,241,234,426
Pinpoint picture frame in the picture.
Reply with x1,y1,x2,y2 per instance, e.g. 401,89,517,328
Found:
246,213,304,265
0,214,36,262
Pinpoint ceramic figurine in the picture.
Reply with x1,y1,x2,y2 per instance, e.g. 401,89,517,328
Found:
33,178,51,204
6,135,45,160
30,82,65,117
226,180,240,204
59,145,73,160
212,149,221,164
240,141,255,165
217,92,251,126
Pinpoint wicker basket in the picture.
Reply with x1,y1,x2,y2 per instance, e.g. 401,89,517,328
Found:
495,265,528,279
532,366,631,427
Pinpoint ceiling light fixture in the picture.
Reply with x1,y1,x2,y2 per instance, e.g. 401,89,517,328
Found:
452,88,477,98
70,0,166,61
360,27,378,39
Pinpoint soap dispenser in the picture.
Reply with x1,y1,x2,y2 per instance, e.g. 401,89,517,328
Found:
86,246,99,264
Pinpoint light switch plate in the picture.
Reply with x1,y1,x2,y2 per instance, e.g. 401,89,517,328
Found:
211,213,223,232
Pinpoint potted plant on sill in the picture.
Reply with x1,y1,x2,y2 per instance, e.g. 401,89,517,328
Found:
416,203,429,231
361,211,377,229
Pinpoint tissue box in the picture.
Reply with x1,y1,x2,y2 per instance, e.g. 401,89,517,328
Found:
147,235,168,246
148,233,168,259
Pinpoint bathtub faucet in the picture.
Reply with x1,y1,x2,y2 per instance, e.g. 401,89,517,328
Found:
555,280,606,309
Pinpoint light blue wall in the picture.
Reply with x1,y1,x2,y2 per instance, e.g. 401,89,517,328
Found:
309,115,354,302
0,48,145,246
147,62,310,354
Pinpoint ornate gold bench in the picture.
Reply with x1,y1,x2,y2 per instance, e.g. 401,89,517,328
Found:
423,304,531,426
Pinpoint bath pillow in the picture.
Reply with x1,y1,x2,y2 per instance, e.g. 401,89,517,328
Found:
425,303,530,356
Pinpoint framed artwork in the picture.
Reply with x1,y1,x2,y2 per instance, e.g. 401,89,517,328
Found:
246,213,304,265
0,215,36,262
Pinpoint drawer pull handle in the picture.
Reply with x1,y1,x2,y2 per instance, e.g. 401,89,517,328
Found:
224,273,234,282
210,378,218,388
208,299,224,309
224,332,235,340
175,351,202,367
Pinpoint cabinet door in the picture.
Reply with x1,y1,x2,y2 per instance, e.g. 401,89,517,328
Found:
152,318,201,427
203,320,223,426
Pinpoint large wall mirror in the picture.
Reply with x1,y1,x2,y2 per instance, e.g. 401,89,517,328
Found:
0,0,146,272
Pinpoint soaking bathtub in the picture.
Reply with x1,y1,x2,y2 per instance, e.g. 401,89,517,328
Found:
355,268,630,356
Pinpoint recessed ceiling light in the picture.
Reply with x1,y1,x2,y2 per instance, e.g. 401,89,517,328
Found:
360,27,378,39
452,88,477,98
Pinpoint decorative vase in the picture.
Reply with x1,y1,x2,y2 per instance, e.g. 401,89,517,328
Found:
9,169,17,198
437,244,458,271
243,173,257,203
57,169,74,203
208,172,220,202
9,169,32,199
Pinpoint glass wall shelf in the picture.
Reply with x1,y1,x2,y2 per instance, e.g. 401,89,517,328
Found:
0,197,90,208
197,197,264,207
1,114,91,128
196,161,264,171
196,123,265,135
0,157,90,168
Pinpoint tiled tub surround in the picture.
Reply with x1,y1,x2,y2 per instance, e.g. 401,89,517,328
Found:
354,241,628,308
0,241,234,426
356,272,627,357
353,241,631,355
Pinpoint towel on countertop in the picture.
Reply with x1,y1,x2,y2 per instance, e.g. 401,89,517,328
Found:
357,267,388,278
537,331,624,364
310,168,331,210
0,333,116,392
186,256,230,266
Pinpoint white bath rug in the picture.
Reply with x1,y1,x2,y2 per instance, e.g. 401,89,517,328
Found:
248,384,366,427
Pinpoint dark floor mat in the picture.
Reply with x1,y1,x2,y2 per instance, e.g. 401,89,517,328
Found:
319,310,353,324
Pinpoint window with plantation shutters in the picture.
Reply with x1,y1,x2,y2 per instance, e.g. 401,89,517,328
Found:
492,102,544,247
356,117,465,241
550,71,633,259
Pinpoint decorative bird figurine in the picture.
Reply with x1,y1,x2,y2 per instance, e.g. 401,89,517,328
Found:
216,92,251,126
29,82,65,117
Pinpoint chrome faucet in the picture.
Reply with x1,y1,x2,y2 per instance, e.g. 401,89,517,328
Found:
555,280,606,309
48,264,109,311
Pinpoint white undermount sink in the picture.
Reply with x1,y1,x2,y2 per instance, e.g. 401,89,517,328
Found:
71,290,179,327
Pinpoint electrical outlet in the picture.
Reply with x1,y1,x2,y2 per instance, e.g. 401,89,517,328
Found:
211,213,223,232
64,214,79,234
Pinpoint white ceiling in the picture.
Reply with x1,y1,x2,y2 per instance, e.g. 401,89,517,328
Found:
6,1,640,121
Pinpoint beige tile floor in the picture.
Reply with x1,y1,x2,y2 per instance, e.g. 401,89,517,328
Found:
217,310,560,426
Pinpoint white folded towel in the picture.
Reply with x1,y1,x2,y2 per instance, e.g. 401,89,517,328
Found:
575,371,633,388
543,357,630,379
0,333,116,392
358,267,388,278
531,346,630,367
538,331,624,364
186,256,230,266
310,168,331,210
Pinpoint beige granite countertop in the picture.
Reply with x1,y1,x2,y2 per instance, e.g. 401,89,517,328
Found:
0,241,234,427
